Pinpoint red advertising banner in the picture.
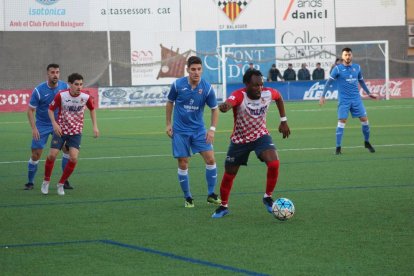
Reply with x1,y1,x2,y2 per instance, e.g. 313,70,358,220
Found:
0,88,99,113
361,78,413,99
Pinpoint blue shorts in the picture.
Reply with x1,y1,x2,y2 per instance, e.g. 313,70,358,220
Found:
50,134,82,150
225,134,276,166
172,130,213,158
31,130,53,149
338,99,367,119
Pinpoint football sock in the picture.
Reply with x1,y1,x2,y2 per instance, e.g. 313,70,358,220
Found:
178,168,191,198
336,122,345,147
205,163,217,195
28,158,39,184
61,153,69,172
265,160,280,196
361,121,370,142
59,160,77,184
220,172,236,206
44,157,55,182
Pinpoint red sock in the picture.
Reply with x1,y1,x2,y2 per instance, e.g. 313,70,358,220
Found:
220,172,236,206
44,157,55,181
265,160,280,196
58,160,77,184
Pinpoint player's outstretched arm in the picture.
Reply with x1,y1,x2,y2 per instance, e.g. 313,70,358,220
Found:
319,78,333,106
358,79,378,99
218,101,233,113
275,98,290,139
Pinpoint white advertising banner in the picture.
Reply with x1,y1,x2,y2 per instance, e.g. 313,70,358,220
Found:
275,0,336,73
4,0,89,31
181,0,275,31
335,0,405,27
89,0,180,31
130,30,196,85
99,86,170,108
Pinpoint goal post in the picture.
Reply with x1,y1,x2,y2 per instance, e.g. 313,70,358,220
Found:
220,40,389,100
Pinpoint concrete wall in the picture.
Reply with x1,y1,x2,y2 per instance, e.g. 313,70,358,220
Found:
0,31,131,89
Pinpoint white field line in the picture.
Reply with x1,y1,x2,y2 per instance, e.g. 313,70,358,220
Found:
1,143,413,165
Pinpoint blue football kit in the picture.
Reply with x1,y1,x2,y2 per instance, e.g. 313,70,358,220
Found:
326,63,370,119
167,77,217,157
167,76,218,201
322,62,373,150
29,80,69,144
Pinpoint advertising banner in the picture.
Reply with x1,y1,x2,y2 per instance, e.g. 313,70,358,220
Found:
0,88,98,112
0,89,32,112
4,0,89,31
275,0,336,73
99,86,170,108
89,0,180,32
181,0,275,31
99,84,223,108
335,0,405,27
130,31,196,85
226,78,414,101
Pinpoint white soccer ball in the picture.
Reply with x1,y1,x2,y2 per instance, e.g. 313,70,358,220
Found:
272,198,295,221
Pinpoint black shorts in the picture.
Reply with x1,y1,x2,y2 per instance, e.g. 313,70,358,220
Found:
225,134,276,166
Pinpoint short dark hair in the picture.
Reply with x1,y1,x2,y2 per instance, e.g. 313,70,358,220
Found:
187,56,202,67
68,73,83,84
243,69,262,84
47,63,59,71
342,47,352,53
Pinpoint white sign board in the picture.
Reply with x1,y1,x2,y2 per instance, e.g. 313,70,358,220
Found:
88,0,180,31
4,0,89,31
275,0,336,72
130,30,196,85
335,0,405,27
181,0,275,31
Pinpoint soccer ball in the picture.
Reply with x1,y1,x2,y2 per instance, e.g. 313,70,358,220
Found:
272,198,295,221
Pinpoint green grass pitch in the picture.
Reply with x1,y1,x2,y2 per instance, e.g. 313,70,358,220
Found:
0,99,413,275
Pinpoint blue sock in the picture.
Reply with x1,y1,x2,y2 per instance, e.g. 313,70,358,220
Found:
28,158,39,184
336,122,345,147
62,153,69,171
205,164,217,195
178,168,191,198
361,121,370,142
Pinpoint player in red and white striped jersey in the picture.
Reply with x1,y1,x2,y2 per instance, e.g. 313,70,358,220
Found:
212,69,290,218
41,73,99,196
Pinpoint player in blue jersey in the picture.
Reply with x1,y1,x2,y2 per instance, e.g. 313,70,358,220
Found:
165,56,221,208
25,64,73,190
319,48,378,155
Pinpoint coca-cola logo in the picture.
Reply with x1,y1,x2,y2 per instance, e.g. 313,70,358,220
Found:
362,81,403,97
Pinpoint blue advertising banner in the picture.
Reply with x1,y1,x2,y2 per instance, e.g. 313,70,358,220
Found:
226,80,339,101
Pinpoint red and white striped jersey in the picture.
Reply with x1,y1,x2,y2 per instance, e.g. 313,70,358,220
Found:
49,89,95,135
226,87,281,144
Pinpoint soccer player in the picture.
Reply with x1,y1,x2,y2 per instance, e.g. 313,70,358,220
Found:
165,56,221,208
212,69,291,218
319,47,378,155
41,73,99,195
25,64,74,190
